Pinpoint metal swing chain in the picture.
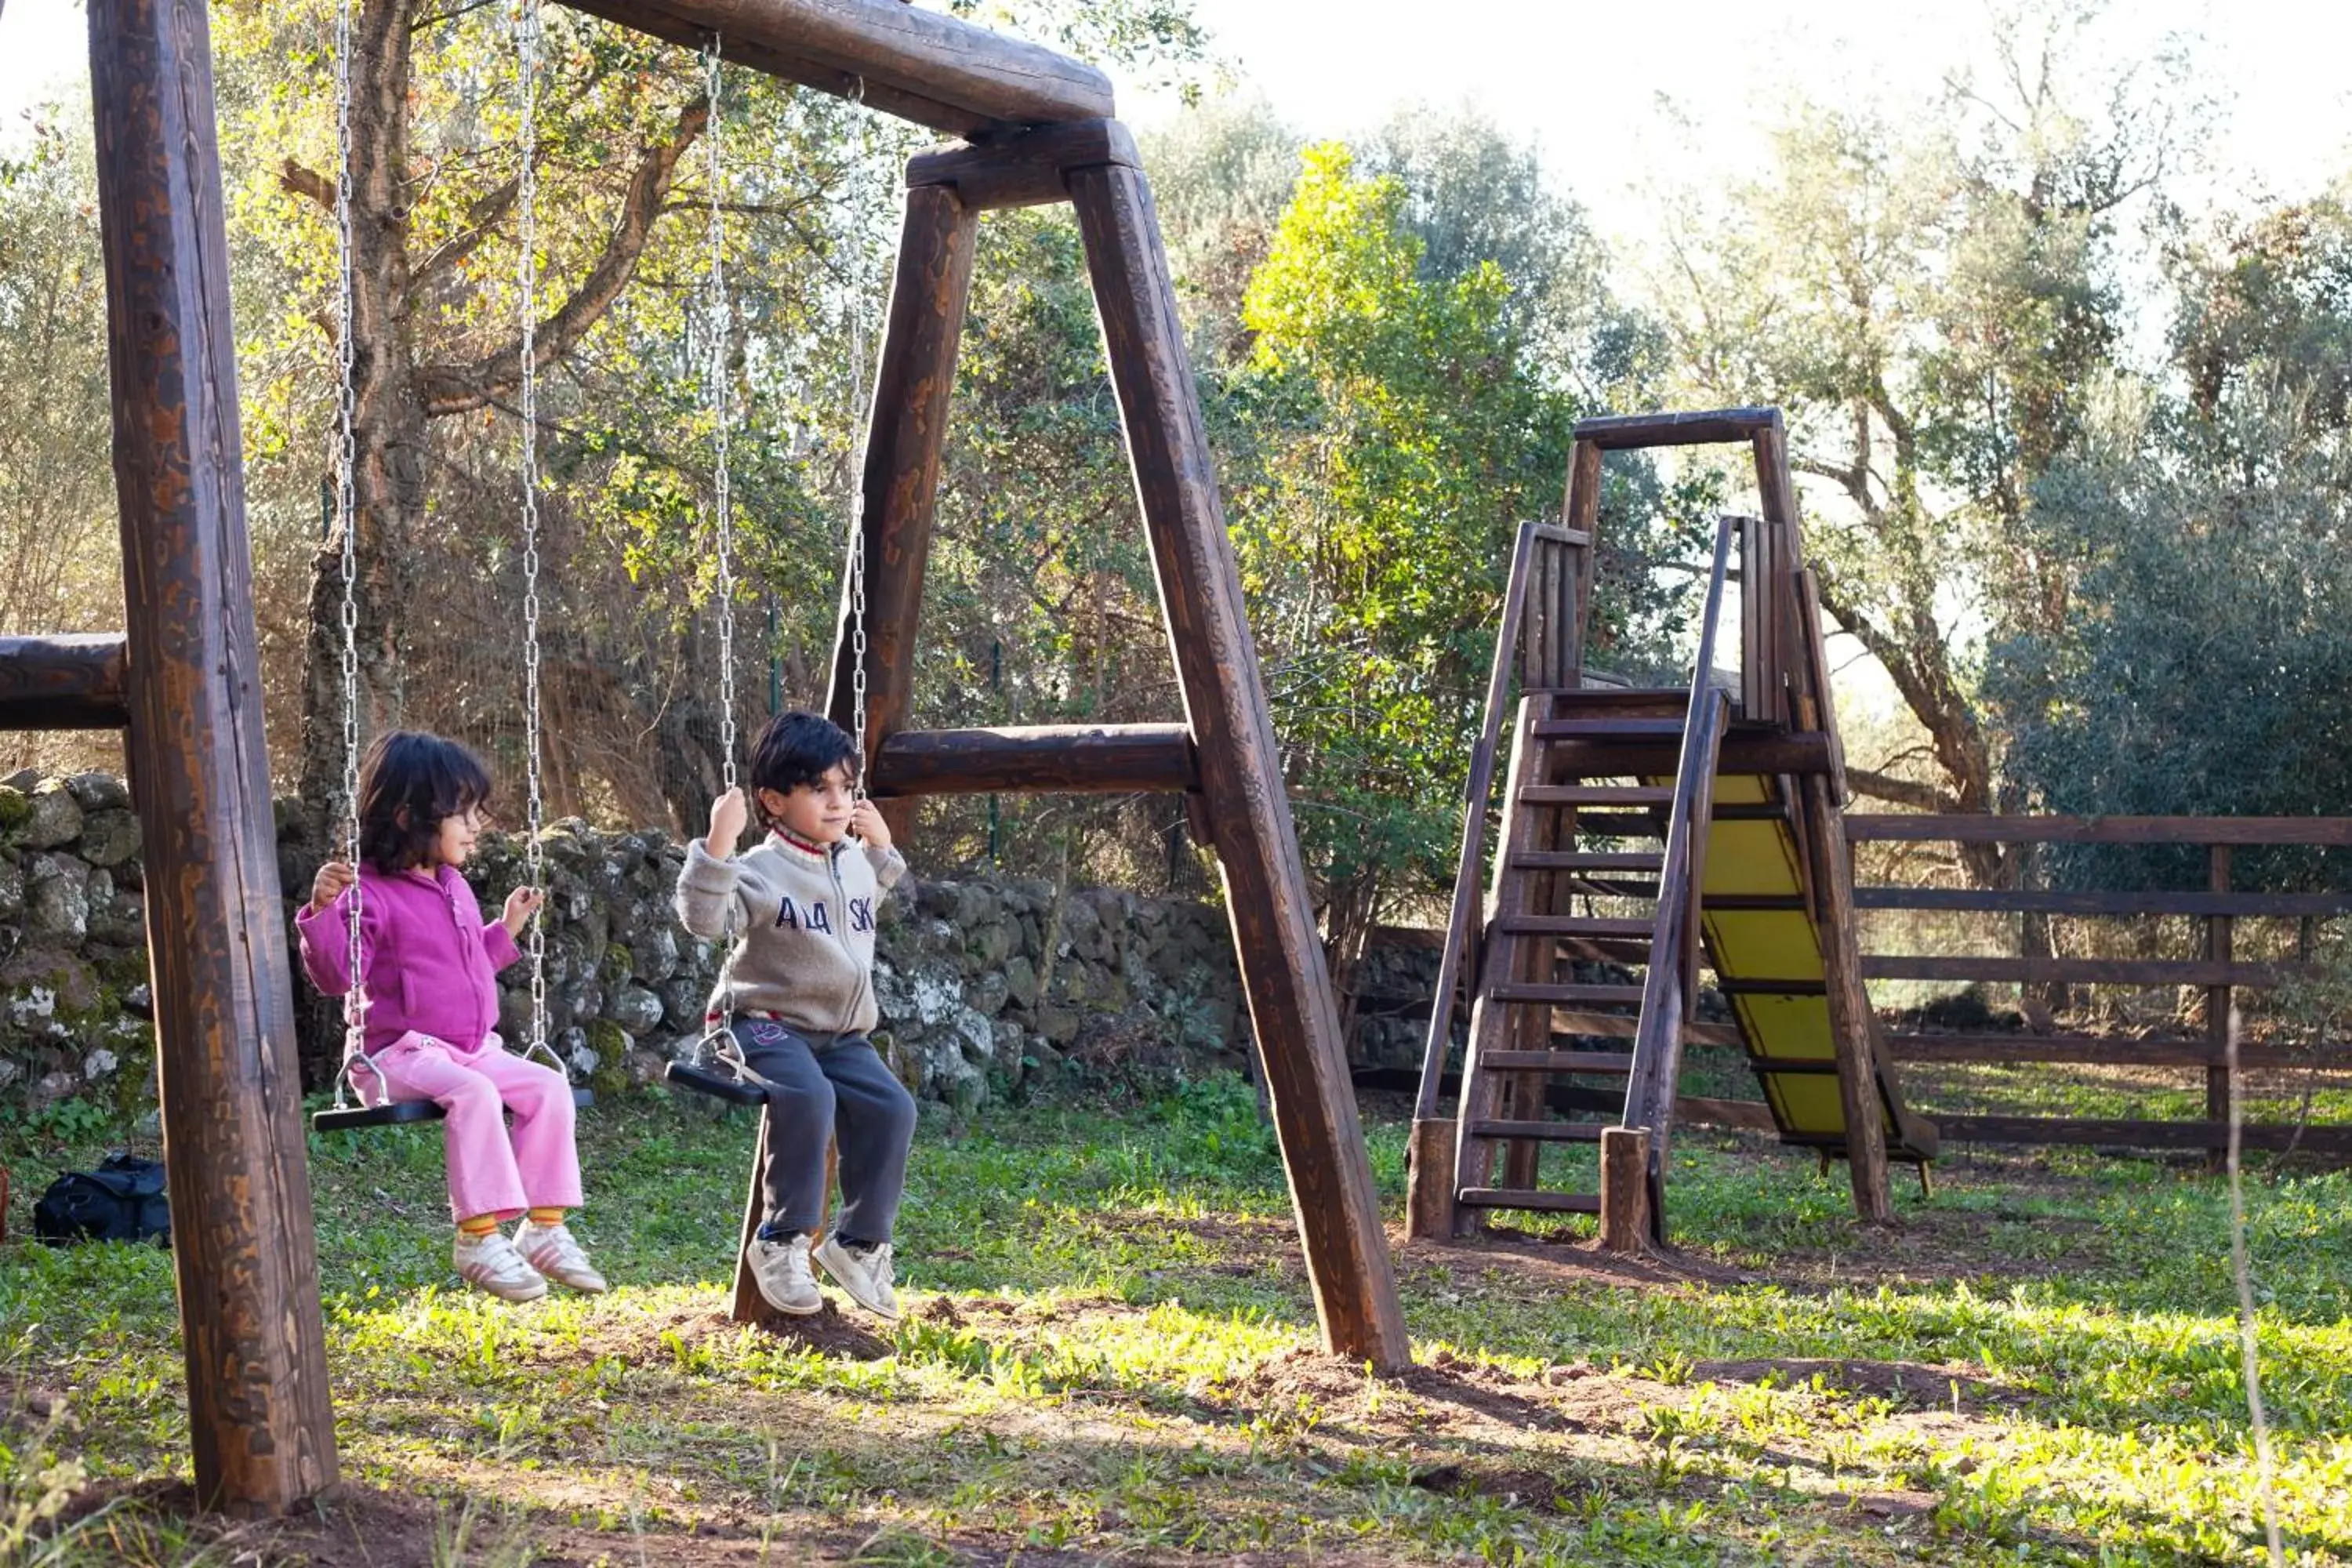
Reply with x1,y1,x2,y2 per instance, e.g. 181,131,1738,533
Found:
845,74,872,800
332,0,367,1108
697,32,749,1074
514,0,554,1069
704,34,739,797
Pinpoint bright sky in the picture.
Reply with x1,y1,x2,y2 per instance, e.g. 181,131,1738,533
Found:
9,0,2346,236
1104,0,2352,249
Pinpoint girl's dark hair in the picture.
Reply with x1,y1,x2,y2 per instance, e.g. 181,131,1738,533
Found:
746,710,858,826
355,731,493,873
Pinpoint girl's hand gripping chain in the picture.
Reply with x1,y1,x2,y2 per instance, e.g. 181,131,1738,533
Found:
501,884,546,939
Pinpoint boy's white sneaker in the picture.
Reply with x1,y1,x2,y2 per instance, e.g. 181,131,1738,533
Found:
513,1219,608,1294
452,1229,548,1302
814,1234,899,1320
749,1234,822,1317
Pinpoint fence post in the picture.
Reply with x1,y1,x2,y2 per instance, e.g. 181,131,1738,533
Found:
2206,843,2232,1171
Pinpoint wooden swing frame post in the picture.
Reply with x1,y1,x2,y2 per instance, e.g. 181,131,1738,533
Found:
78,0,339,1514
60,0,1407,1512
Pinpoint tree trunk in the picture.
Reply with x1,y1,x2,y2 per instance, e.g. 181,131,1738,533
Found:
296,0,426,809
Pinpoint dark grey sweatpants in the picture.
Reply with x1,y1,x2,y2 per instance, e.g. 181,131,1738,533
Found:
734,1018,916,1244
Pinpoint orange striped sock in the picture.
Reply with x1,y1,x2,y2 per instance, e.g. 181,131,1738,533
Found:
527,1207,564,1228
457,1214,499,1237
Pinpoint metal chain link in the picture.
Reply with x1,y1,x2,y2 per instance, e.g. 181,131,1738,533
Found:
848,299,869,800
332,0,367,1101
514,0,553,1068
698,31,746,1062
845,73,872,800
704,34,737,795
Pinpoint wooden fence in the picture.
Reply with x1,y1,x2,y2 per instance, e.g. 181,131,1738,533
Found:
1846,815,2352,1158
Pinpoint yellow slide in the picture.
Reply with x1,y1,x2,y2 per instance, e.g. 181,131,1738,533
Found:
1691,774,1938,1161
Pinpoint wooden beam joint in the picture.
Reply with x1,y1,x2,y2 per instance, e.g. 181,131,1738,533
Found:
906,118,1140,211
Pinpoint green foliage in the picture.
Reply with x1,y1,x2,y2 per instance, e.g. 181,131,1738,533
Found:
1234,142,1575,895
0,100,121,642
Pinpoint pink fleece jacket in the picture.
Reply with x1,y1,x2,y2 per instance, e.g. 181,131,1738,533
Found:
295,864,520,1056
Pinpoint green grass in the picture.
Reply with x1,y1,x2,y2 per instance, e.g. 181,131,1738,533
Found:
4,1072,2350,1564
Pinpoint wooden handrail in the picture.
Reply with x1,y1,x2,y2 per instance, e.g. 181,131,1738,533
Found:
1414,521,1548,1120
1621,516,1739,1178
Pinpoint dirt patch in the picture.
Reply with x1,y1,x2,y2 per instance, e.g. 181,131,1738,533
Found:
1688,1356,2022,1414
1217,1345,1679,1443
1398,1230,1750,1294
519,1297,896,1367
1759,1204,2111,1289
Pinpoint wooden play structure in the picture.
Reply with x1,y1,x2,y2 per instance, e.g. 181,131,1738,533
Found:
1409,409,1939,1243
2,0,1403,1516
1406,410,2352,1240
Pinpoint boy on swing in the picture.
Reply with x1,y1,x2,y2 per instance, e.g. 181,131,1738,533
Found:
675,710,916,1319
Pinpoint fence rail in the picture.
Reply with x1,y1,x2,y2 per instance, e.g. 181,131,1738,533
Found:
1851,814,2352,1160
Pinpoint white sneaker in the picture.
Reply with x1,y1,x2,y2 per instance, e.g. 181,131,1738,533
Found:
513,1219,608,1294
749,1234,822,1317
813,1234,899,1320
452,1229,548,1302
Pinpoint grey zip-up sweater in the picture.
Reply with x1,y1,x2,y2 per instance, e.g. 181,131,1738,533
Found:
674,829,907,1037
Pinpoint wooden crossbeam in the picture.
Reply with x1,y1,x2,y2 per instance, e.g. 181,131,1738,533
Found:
561,0,1113,140
0,633,130,731
1571,406,1781,450
906,118,1139,210
866,723,1196,796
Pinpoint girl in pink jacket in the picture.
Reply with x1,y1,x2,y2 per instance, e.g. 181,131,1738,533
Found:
296,731,604,1303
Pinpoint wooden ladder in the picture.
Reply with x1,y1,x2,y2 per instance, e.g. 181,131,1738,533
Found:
1443,517,1738,1234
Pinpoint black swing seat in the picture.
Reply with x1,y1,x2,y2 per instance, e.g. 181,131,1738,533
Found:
313,1086,593,1134
664,1059,767,1105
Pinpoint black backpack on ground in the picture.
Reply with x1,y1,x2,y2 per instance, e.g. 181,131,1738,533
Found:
33,1152,170,1246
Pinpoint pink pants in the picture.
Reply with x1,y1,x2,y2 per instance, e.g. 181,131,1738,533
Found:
359,1031,583,1222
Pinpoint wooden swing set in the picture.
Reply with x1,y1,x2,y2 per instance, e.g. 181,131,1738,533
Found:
6,0,1406,1516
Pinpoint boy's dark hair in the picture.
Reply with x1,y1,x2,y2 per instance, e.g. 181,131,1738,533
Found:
355,731,493,873
746,710,858,825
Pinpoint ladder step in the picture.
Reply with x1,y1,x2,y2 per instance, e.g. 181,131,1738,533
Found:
1491,916,1655,938
1468,1119,1609,1142
1548,686,1691,708
1482,1049,1636,1073
1490,982,1648,1005
1544,1010,1744,1047
1534,718,1686,740
1456,1188,1602,1214
1561,813,1661,838
1521,785,1672,806
1508,850,1663,871
1518,850,1664,871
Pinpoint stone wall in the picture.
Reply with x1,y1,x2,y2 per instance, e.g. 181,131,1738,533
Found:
0,771,1284,1116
